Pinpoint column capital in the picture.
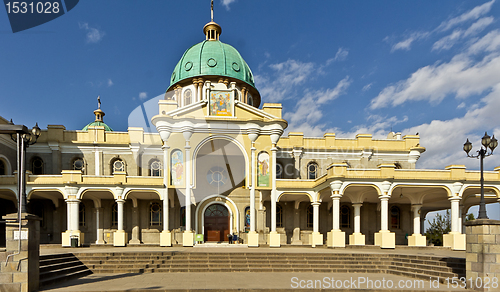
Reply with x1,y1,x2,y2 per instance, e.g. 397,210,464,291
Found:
161,144,170,150
449,196,461,202
65,198,80,203
311,201,321,206
352,203,363,208
330,194,342,199
329,180,343,192
116,198,126,204
379,195,390,201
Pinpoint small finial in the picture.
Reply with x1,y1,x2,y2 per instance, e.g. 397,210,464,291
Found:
98,96,101,109
9,119,14,125
211,0,214,22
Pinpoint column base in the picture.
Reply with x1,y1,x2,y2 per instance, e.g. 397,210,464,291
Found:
408,234,426,247
269,231,281,247
95,239,105,245
374,230,395,249
247,231,259,247
443,232,465,250
62,230,83,247
160,230,172,247
311,232,324,247
113,230,128,247
327,230,344,247
349,232,365,246
183,231,194,247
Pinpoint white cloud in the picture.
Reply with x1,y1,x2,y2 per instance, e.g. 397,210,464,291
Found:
284,76,351,136
391,1,495,52
436,0,495,32
107,79,113,87
391,32,428,52
221,0,236,10
335,115,408,139
255,59,315,102
432,17,494,51
334,48,349,61
457,102,466,109
139,92,148,100
362,83,373,92
403,84,500,170
371,29,500,109
79,22,105,43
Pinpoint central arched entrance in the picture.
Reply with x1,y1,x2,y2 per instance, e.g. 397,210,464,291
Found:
204,204,230,242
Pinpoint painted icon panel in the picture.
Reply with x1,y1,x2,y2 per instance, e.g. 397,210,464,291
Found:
257,152,270,187
209,90,233,116
171,149,183,185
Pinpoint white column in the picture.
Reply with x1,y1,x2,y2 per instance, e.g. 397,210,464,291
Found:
353,203,362,234
95,207,103,244
380,196,389,231
271,145,277,232
412,205,422,235
250,143,256,232
162,144,170,231
450,197,460,233
67,199,80,231
292,148,302,179
185,141,191,232
312,202,320,233
117,199,125,231
458,205,463,234
332,195,340,231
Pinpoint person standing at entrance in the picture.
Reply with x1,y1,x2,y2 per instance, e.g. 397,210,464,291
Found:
227,233,233,244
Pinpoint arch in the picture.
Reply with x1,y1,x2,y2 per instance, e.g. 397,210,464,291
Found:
341,183,382,197
389,183,452,199
192,135,249,188
0,189,17,204
195,194,239,236
461,185,500,199
277,192,314,203
27,188,64,208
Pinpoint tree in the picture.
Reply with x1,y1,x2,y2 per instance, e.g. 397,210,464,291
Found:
424,210,451,246
465,213,475,222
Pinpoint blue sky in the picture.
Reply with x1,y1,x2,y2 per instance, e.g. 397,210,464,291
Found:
1,0,500,175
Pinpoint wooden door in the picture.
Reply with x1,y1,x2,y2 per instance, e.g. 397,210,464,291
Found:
204,204,229,242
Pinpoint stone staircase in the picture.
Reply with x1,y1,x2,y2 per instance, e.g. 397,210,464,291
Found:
39,253,93,288
72,252,465,282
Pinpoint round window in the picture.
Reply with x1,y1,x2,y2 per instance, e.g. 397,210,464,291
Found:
207,58,217,67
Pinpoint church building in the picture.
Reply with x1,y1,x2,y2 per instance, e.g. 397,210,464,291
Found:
1,14,499,251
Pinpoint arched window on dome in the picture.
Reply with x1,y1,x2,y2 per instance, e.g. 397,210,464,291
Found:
248,95,253,107
183,89,192,107
32,157,44,175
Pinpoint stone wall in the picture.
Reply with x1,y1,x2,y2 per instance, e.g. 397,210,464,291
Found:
465,219,500,291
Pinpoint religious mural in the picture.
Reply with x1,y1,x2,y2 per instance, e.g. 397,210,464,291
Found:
209,90,233,116
245,206,250,230
171,149,183,185
257,152,270,187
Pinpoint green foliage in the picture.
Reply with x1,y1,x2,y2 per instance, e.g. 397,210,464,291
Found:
465,213,475,222
424,210,451,246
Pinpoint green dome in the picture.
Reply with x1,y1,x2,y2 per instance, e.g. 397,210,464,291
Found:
82,121,113,132
168,40,256,91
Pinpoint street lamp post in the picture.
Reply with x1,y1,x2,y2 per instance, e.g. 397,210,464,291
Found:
0,122,41,214
463,132,498,219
